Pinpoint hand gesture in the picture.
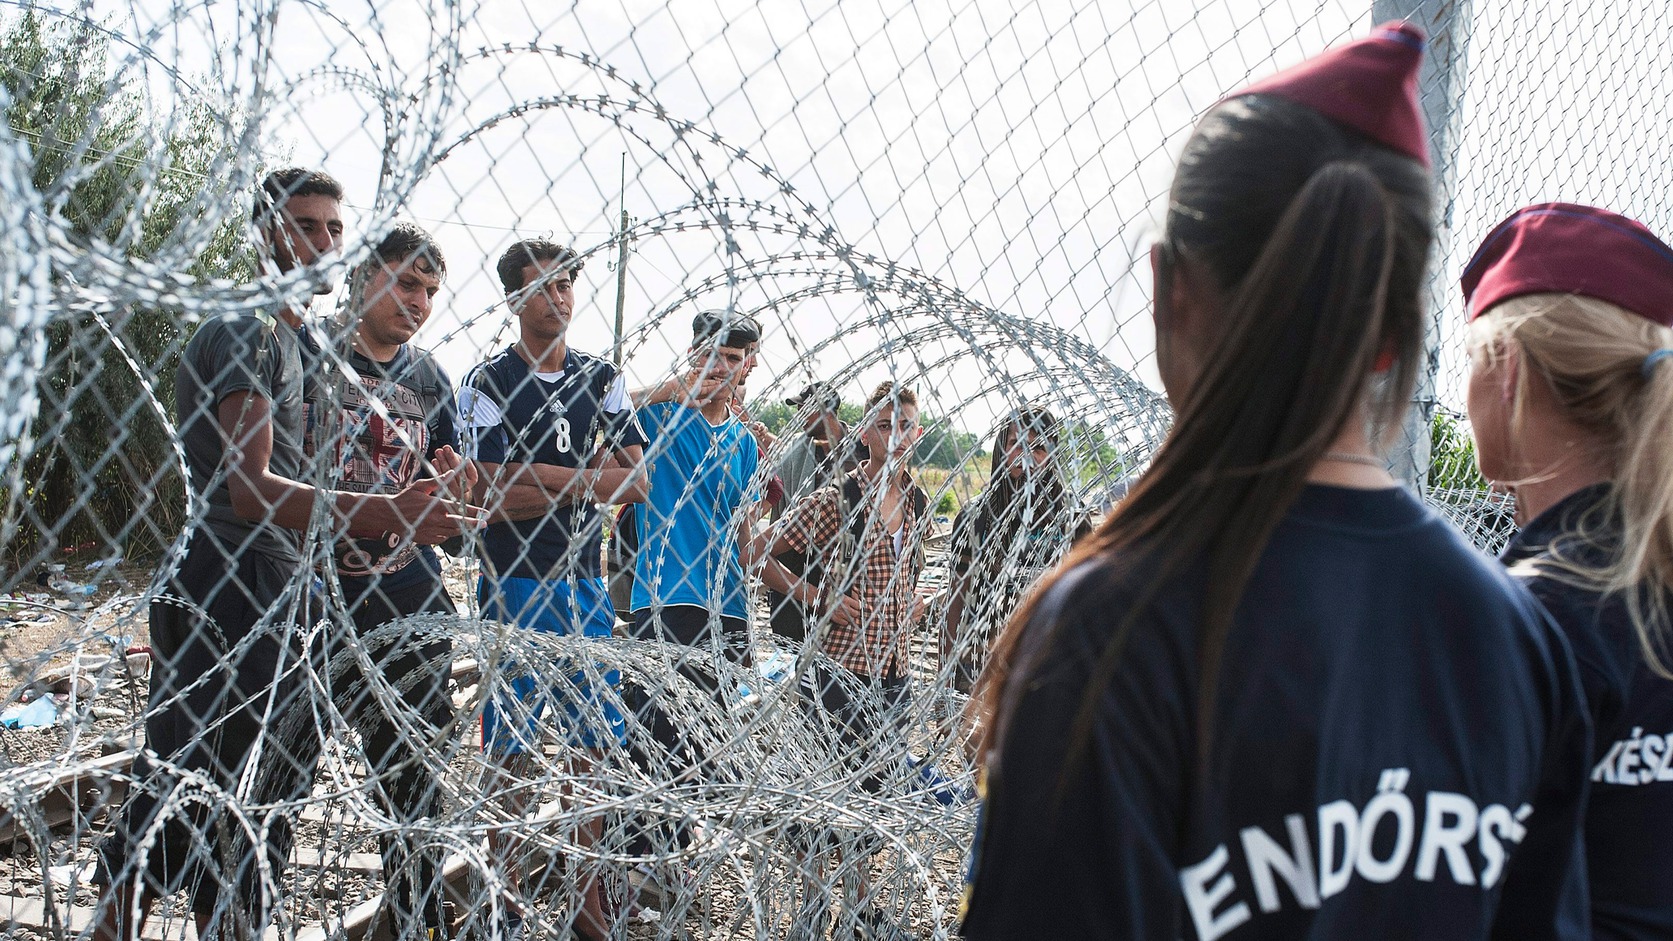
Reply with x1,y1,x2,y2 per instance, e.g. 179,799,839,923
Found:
387,477,486,545
675,365,727,406
428,445,479,503
911,587,936,626
826,592,864,628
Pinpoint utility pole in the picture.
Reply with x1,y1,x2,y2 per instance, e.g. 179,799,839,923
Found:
612,154,630,367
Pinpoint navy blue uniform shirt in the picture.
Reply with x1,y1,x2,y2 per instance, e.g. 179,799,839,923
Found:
460,347,645,581
1502,484,1673,941
961,484,1592,941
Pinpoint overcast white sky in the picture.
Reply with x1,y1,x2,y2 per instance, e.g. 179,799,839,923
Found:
47,0,1673,441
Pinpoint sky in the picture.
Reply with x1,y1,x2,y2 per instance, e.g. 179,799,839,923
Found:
48,0,1368,456
22,0,1673,458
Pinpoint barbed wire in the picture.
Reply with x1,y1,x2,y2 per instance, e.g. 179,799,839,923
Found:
1,1,1667,939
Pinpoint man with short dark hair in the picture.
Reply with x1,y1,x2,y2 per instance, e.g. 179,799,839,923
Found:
313,220,472,938
92,171,479,941
628,310,772,649
768,381,931,938
620,311,798,902
772,381,929,695
767,381,860,640
460,238,646,940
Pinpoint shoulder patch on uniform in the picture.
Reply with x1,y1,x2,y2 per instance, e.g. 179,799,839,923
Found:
456,386,503,429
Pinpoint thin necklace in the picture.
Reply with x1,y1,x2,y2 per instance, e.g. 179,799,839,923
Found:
1322,451,1384,468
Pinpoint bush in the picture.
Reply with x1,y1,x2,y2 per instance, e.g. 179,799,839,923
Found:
1,12,249,567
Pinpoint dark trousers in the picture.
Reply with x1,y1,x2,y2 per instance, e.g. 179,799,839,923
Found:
808,664,909,793
95,534,319,927
624,605,746,855
764,589,810,643
799,665,910,862
329,576,456,932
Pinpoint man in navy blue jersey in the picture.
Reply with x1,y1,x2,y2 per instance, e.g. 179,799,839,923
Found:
459,238,646,939
312,221,473,937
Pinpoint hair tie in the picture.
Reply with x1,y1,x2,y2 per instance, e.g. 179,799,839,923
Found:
1644,348,1673,379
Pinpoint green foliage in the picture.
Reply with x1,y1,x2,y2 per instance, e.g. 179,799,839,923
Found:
935,489,957,515
750,401,796,435
1428,411,1490,493
915,415,980,470
1059,419,1131,493
4,12,249,564
751,399,861,436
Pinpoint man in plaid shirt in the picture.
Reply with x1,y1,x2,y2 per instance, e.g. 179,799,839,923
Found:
769,380,930,759
767,380,930,937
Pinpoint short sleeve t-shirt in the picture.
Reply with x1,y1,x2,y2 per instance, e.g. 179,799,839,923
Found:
961,485,1592,941
175,312,308,563
311,345,458,594
631,401,761,620
459,347,645,581
1501,484,1673,941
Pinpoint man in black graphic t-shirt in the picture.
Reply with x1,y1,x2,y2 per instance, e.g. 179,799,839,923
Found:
311,222,474,936
92,171,478,941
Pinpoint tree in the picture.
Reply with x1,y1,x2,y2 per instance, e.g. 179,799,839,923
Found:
1059,419,1131,492
3,11,250,565
1427,410,1489,493
1426,410,1516,550
914,416,979,470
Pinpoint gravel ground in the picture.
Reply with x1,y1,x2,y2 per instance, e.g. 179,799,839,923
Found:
0,553,974,939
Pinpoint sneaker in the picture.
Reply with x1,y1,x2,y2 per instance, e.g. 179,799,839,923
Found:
490,908,524,941
626,862,698,912
688,819,741,856
905,756,975,806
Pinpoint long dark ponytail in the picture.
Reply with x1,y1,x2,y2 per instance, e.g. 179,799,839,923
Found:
975,94,1433,770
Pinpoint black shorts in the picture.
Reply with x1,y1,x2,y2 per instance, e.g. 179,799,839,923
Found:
95,533,318,920
809,664,910,785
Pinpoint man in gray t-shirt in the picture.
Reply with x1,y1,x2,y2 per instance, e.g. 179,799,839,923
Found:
92,169,479,941
176,310,310,561
774,381,855,510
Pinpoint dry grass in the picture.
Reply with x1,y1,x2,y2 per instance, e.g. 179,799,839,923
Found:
915,463,989,518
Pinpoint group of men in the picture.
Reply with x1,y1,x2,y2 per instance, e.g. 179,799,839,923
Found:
92,167,939,941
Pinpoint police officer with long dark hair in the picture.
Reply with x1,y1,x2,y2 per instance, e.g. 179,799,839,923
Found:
962,25,1591,940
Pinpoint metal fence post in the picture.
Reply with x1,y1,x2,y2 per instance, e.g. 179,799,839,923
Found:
1374,0,1473,493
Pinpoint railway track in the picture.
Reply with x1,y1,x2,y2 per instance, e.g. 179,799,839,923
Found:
0,573,976,941
0,658,488,941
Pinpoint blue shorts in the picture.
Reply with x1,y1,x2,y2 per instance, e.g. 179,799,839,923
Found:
478,575,626,752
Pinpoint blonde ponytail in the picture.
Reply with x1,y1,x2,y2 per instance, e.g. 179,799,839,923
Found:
1471,293,1673,675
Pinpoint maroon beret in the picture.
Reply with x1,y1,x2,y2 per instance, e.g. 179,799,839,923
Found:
1461,203,1673,326
1230,21,1430,167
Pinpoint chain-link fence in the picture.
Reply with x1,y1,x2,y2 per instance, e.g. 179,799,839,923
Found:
0,0,1665,938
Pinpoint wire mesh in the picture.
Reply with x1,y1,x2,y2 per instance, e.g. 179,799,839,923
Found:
0,0,1664,938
